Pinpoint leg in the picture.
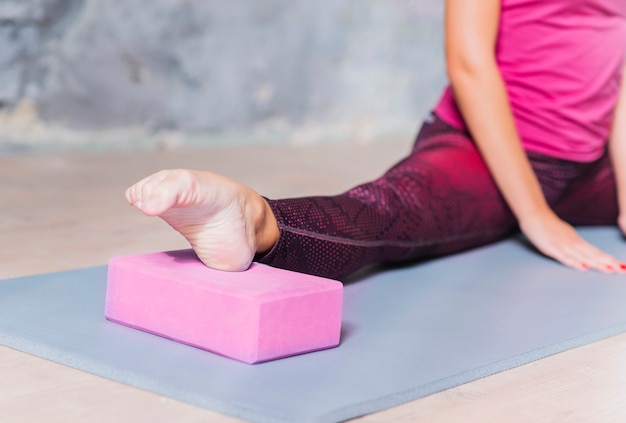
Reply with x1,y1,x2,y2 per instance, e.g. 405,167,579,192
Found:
548,152,619,225
258,118,518,278
127,118,517,280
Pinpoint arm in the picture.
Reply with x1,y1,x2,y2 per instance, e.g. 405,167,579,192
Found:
610,65,626,233
445,0,624,272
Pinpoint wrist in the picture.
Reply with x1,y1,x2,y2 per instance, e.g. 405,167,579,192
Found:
516,202,556,232
513,196,551,221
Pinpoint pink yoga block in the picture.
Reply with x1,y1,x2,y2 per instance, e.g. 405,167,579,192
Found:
105,250,343,364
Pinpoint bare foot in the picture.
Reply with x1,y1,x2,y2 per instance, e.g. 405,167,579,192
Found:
125,169,279,271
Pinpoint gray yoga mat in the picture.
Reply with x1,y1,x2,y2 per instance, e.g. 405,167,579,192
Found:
2,227,626,422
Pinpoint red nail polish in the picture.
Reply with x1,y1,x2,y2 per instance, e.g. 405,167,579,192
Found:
620,264,626,270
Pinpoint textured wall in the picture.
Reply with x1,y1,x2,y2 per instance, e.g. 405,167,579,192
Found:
0,0,446,153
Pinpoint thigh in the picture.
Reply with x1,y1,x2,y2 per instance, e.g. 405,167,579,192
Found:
549,153,618,225
376,120,518,250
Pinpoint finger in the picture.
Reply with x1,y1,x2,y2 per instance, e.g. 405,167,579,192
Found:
552,249,590,272
564,240,625,274
541,235,604,273
584,253,625,274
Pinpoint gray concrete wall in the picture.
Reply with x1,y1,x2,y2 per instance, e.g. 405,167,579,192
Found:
0,0,446,154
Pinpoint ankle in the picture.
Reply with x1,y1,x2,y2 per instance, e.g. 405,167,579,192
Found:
251,194,279,254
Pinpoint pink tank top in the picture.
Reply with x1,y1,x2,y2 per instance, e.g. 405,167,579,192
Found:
434,0,626,162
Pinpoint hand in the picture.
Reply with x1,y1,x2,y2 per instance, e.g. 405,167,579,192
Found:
519,209,626,273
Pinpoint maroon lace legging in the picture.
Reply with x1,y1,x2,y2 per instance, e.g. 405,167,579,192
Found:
258,115,618,279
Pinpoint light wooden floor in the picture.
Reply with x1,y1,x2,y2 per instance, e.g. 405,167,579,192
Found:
3,142,626,422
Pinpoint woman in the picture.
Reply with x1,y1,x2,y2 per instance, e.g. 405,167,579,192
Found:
125,0,626,279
